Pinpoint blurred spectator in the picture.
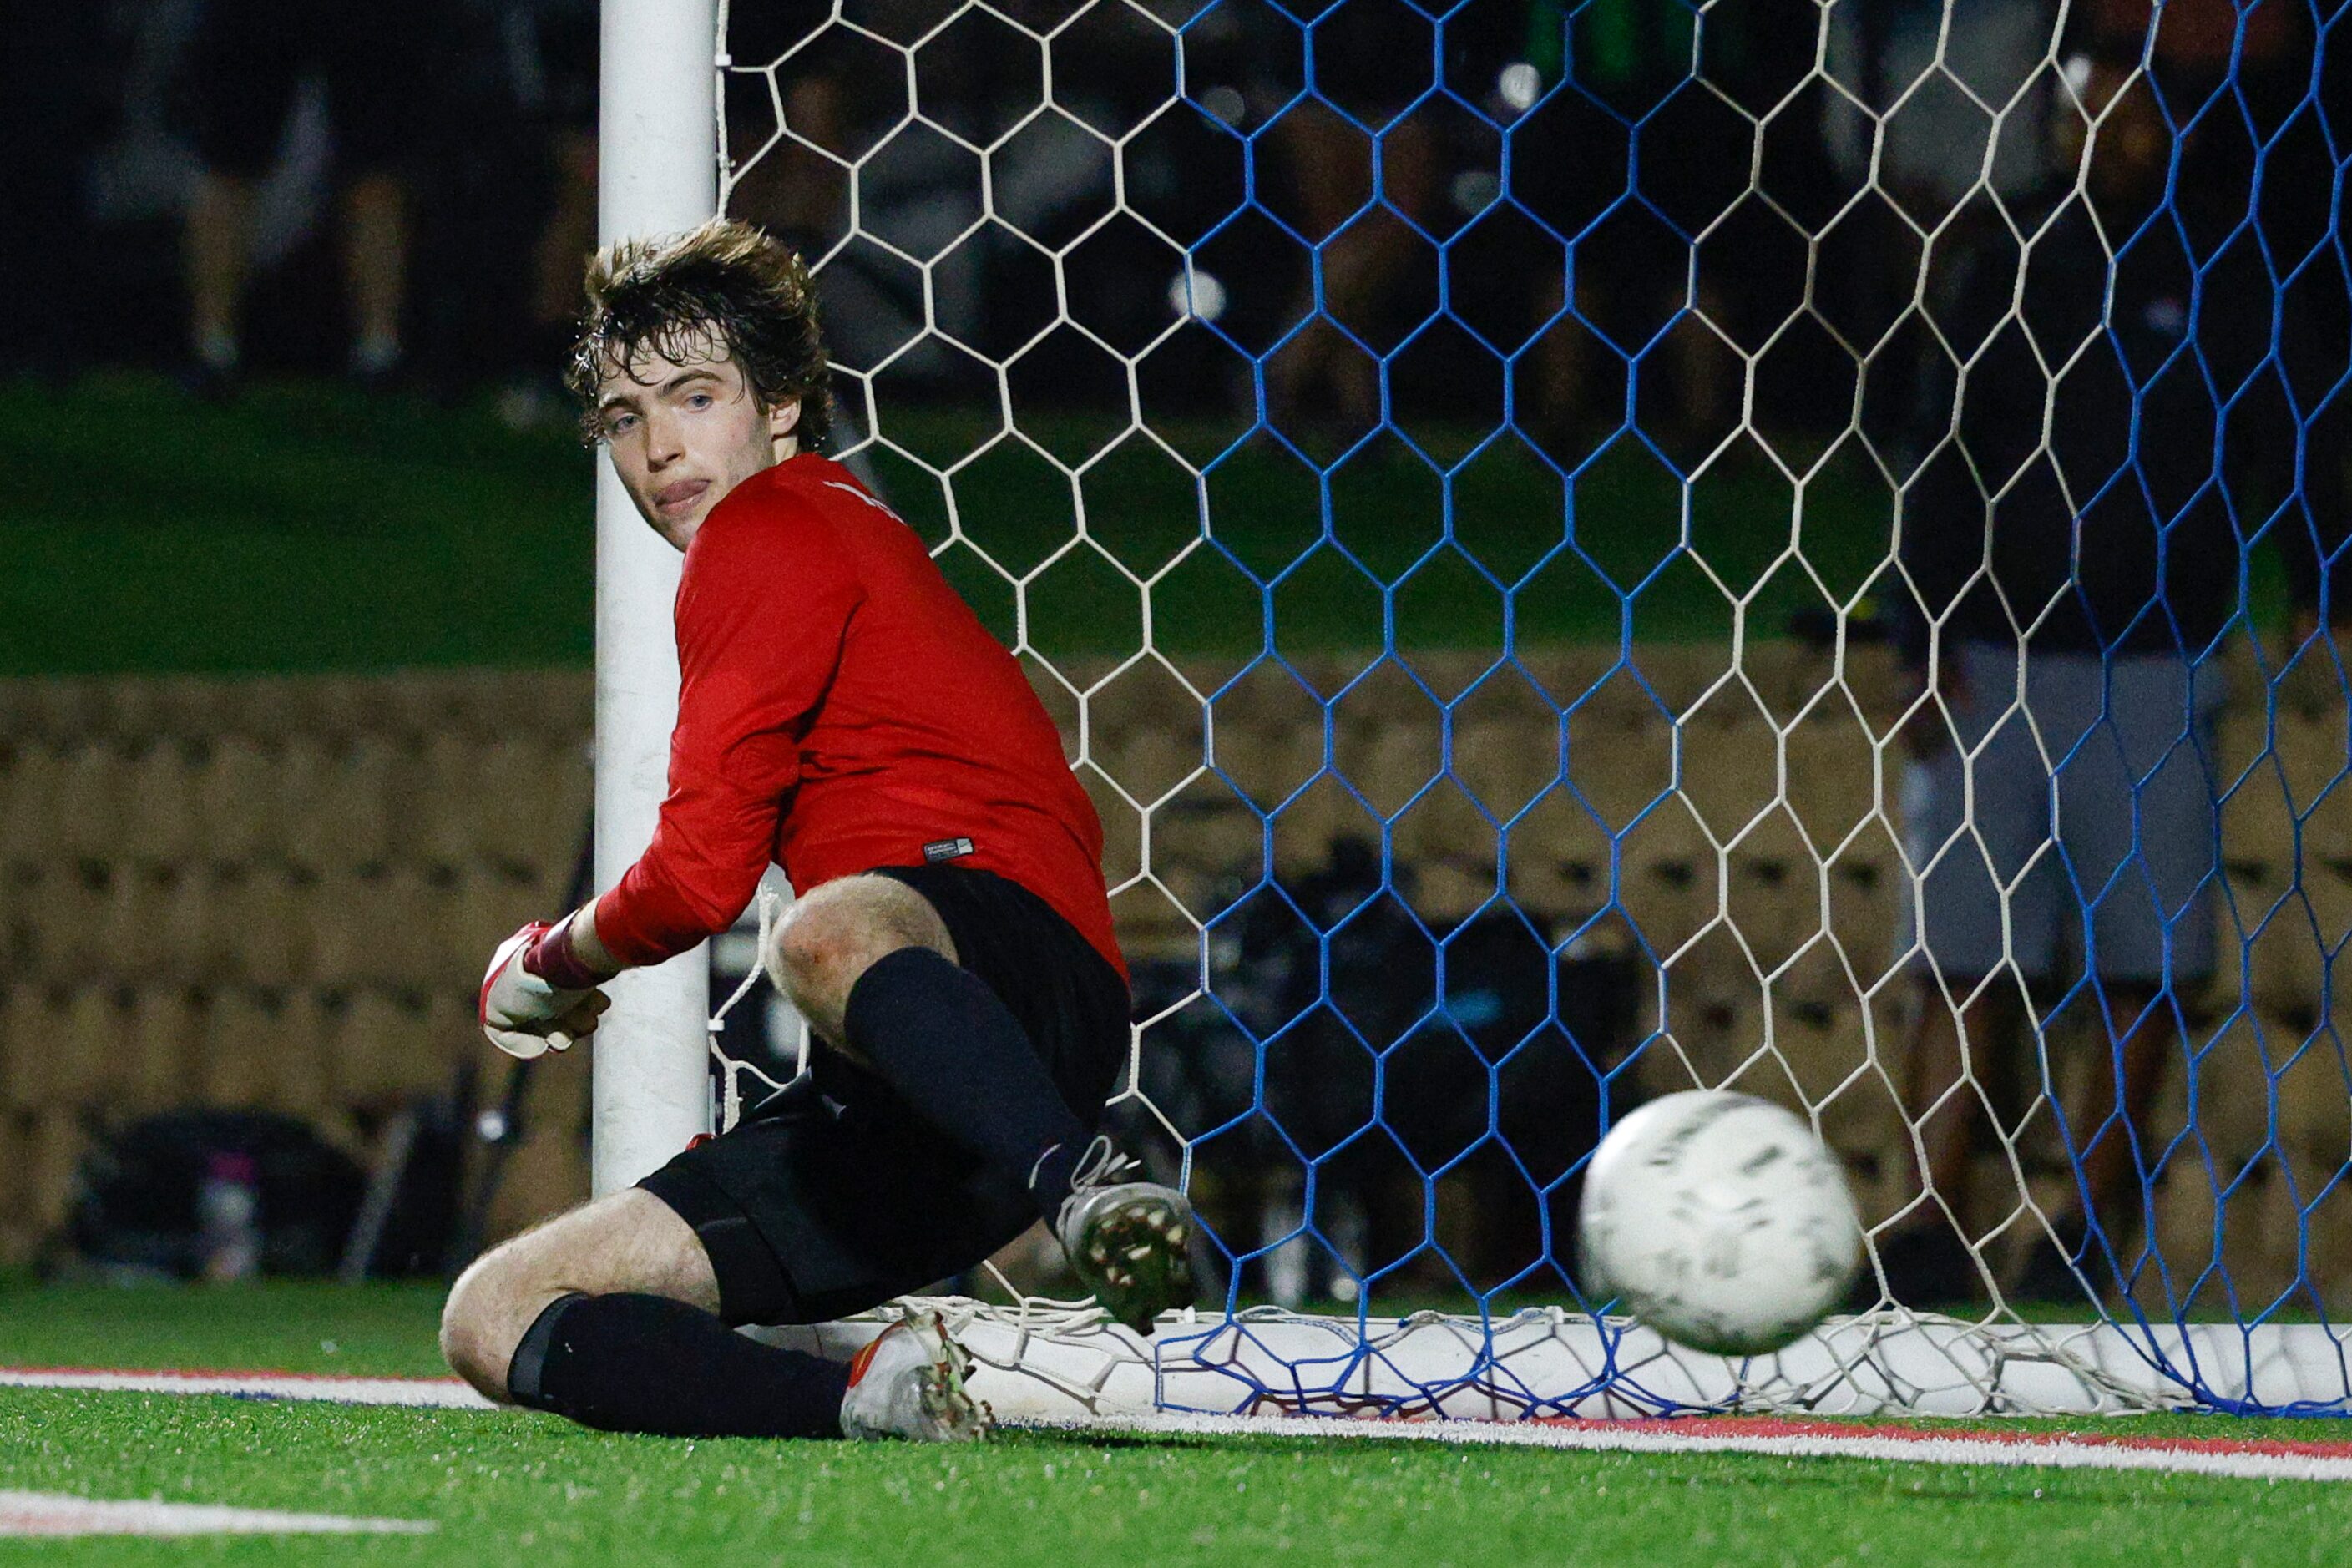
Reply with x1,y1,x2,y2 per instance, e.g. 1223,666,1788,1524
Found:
2069,0,2310,263
1822,0,2055,224
722,0,900,389
179,0,444,391
0,5,108,377
409,0,599,416
503,101,599,425
1824,0,2057,471
1514,0,1756,445
722,0,856,258
1261,0,1443,436
2068,3,2347,658
1874,53,2329,1304
2074,0,2300,108
724,0,1025,399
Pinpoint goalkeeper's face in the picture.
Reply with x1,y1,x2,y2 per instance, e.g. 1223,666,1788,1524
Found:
596,343,803,550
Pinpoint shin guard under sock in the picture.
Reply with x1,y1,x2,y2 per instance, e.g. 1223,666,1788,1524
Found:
506,1292,852,1439
842,946,1091,1222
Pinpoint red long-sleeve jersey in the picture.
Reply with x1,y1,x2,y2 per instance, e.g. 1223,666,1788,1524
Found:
592,453,1125,982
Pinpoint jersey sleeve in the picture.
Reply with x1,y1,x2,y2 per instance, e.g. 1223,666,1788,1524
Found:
592,498,864,968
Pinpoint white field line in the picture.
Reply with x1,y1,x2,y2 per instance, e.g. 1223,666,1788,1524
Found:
0,1490,434,1537
8,1365,2352,1483
1051,1412,2352,1483
0,1367,493,1409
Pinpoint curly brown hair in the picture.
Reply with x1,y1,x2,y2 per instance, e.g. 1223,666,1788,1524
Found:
566,219,832,450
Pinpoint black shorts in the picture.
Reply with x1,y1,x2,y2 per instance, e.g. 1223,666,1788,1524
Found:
639,863,1130,1325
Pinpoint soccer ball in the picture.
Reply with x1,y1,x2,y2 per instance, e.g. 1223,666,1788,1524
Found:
1576,1090,1863,1356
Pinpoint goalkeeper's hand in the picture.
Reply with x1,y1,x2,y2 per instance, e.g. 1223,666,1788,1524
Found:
479,919,609,1060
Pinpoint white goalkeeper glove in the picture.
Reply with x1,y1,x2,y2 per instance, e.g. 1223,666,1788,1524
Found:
478,918,609,1060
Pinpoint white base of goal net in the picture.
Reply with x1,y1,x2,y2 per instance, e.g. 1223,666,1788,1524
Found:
753,1306,2352,1422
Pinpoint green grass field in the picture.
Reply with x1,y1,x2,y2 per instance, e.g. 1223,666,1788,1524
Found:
12,372,1803,675
2,1283,2349,1565
0,373,2192,684
5,372,2306,680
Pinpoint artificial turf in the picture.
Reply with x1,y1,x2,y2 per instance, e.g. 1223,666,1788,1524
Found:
2,1283,2350,1565
9,1388,2352,1568
0,1282,451,1379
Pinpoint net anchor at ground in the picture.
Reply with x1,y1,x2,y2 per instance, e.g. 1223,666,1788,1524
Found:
747,1302,2352,1420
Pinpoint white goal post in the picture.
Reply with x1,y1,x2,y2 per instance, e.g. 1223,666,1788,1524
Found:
589,0,721,1194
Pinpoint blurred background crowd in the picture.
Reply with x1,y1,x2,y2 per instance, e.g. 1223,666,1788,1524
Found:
2,0,597,407
11,0,2341,450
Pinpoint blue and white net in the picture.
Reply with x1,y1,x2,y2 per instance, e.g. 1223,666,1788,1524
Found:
714,0,2352,1418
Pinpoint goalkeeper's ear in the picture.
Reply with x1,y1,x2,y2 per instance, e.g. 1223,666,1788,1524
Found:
766,395,802,458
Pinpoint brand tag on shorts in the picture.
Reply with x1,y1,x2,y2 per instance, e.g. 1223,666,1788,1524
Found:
923,837,975,862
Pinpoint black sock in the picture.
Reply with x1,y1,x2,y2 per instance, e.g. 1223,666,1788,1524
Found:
843,946,1091,1222
507,1292,852,1439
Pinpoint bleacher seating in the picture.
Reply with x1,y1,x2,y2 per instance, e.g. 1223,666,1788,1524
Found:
0,670,592,1267
0,645,2344,1302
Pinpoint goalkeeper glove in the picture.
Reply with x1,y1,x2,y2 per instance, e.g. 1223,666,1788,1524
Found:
479,918,609,1060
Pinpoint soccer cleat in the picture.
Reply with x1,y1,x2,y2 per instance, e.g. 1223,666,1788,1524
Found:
837,1309,993,1443
1053,1137,1196,1335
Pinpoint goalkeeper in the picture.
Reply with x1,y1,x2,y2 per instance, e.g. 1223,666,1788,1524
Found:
439,220,1193,1443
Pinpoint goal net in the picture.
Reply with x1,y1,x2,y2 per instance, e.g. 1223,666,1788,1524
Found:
701,0,2352,1418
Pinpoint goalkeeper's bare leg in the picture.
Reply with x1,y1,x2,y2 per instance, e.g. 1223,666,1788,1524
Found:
441,1190,984,1441
443,867,1186,1439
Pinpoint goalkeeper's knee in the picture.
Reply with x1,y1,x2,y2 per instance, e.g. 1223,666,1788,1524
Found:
439,1257,538,1401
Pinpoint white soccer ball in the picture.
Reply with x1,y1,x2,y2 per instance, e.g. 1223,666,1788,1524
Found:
1576,1090,1863,1356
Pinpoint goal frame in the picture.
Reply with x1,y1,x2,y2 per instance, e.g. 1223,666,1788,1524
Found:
589,0,721,1195
592,0,2352,1422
